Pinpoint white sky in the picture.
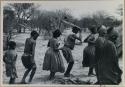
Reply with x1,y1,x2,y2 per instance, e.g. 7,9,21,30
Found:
36,0,123,20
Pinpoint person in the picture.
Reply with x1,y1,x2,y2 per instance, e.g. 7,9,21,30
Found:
21,31,39,84
107,27,119,44
107,27,122,58
61,26,82,77
3,41,18,84
82,26,97,76
43,29,65,80
95,26,122,85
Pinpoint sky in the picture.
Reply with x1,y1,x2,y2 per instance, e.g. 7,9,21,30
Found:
36,0,123,20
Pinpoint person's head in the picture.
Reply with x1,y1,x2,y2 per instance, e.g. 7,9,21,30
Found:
8,41,16,50
53,29,62,38
89,26,97,34
98,26,107,37
30,31,39,40
72,27,80,34
107,27,114,34
107,29,118,43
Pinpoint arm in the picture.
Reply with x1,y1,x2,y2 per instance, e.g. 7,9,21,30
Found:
84,35,91,43
3,52,7,63
53,40,60,51
3,52,12,64
75,35,82,41
74,34,82,45
31,41,36,63
47,40,50,47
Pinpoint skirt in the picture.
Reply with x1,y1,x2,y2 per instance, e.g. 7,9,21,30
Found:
43,48,65,73
21,54,35,69
82,45,95,67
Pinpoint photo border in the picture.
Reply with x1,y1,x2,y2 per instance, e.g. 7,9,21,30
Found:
0,0,124,87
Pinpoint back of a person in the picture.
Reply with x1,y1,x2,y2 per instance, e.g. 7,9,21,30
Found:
24,38,34,54
6,50,17,65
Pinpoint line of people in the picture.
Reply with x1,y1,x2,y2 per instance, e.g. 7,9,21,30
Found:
3,26,122,85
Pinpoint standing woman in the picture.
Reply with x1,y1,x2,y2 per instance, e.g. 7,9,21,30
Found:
82,26,97,76
43,29,65,80
107,27,122,58
95,27,122,84
21,31,39,83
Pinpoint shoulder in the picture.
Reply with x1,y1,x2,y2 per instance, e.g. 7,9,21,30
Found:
69,34,77,38
107,40,115,47
30,38,36,44
26,38,30,41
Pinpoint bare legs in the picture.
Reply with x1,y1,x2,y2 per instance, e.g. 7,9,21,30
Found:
21,65,36,83
9,77,15,84
64,61,74,77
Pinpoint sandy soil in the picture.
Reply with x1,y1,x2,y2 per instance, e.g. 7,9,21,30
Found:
3,32,123,85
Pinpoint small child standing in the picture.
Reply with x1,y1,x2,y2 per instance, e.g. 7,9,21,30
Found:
3,41,18,84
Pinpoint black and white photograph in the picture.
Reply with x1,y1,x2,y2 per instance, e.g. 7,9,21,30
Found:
1,0,124,86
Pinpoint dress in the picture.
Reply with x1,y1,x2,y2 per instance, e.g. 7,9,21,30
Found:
95,37,122,84
43,38,65,73
82,34,96,67
3,50,18,78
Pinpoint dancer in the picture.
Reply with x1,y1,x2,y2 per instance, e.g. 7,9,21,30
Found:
21,31,39,83
61,26,82,77
82,26,97,76
43,29,65,80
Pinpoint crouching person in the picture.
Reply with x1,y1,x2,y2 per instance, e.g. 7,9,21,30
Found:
21,31,39,84
61,27,82,77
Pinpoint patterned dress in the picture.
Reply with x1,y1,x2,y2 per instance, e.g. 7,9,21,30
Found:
3,50,18,78
95,37,122,84
43,38,65,73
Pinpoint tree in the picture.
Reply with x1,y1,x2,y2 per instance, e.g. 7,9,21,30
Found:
3,7,15,50
9,3,34,33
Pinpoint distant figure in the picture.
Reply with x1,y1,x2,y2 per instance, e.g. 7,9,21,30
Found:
61,27,82,77
43,29,65,80
95,27,122,84
21,31,39,84
3,41,18,84
82,26,97,76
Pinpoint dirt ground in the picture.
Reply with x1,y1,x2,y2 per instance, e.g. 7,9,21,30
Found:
3,32,123,85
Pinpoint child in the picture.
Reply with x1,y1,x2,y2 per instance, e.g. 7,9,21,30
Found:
82,26,97,76
61,27,82,77
21,31,39,84
43,29,65,80
3,41,18,84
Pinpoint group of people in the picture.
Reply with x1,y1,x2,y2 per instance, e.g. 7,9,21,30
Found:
3,26,122,85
